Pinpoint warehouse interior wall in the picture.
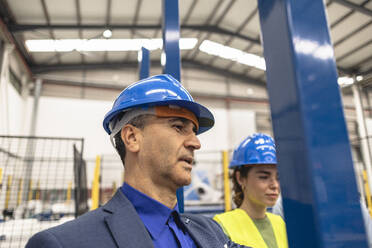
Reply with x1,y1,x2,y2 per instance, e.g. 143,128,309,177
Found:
1,57,371,192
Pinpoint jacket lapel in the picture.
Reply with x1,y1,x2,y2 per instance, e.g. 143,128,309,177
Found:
103,190,154,248
180,215,225,248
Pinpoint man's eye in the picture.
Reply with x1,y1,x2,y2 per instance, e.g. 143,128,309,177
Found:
173,124,184,131
259,176,268,180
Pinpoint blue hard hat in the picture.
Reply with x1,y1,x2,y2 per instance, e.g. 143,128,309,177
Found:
103,74,215,135
229,133,277,168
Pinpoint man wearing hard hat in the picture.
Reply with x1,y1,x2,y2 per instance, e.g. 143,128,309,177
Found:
26,74,249,248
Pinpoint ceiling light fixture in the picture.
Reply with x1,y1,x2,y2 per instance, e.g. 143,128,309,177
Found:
337,76,354,87
356,75,363,82
199,40,266,71
103,29,112,38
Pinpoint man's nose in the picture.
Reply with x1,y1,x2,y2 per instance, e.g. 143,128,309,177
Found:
185,133,201,150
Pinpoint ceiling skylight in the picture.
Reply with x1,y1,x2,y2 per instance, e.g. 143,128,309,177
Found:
25,38,198,52
199,40,266,71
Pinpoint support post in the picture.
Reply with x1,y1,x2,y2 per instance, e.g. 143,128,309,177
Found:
222,151,231,212
91,155,101,210
28,180,33,201
139,47,150,80
66,181,72,203
352,83,372,195
363,170,372,216
162,0,183,212
23,78,43,202
5,175,12,209
257,0,368,247
0,43,13,134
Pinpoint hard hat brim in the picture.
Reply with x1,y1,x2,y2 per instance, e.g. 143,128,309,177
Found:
103,99,214,135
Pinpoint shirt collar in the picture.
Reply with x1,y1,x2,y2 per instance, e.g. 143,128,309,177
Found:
121,183,179,239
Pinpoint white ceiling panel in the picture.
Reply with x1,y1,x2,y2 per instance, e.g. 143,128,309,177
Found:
126,51,138,61
229,38,254,51
334,25,372,59
133,29,159,39
248,44,263,56
111,0,137,24
53,30,81,39
193,52,211,63
151,49,162,58
137,0,161,25
186,0,221,25
229,63,247,74
7,0,46,24
179,0,195,23
83,51,105,63
80,0,107,24
213,57,234,68
110,29,133,39
106,51,126,61
32,52,59,64
23,31,52,40
241,11,260,39
46,0,76,24
348,0,368,4
325,2,351,25
246,68,265,78
208,33,231,45
338,43,372,67
366,1,372,10
59,51,83,64
218,0,257,31
360,59,372,72
82,29,108,39
330,12,371,43
211,0,237,25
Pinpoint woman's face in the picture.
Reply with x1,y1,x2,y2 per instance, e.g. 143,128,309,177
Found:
238,164,280,208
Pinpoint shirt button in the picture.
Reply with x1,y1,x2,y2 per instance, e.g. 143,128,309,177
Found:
185,218,190,224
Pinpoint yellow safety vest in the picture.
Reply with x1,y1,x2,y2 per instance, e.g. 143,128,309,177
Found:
214,209,288,248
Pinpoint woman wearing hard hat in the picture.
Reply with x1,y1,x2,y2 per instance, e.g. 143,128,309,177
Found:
214,133,288,248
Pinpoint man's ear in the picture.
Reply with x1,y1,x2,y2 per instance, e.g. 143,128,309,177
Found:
121,125,141,153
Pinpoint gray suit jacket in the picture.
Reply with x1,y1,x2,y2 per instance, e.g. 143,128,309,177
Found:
26,190,248,248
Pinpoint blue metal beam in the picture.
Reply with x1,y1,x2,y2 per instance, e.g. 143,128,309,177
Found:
257,0,368,247
162,0,181,81
162,0,183,212
138,47,150,80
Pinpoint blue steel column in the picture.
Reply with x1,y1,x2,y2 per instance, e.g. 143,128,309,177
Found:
139,47,150,80
257,0,368,247
162,0,183,212
162,0,181,81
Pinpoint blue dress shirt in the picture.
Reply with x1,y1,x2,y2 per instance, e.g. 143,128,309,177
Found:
121,183,197,248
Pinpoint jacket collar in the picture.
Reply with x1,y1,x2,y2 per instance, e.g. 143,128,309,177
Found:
103,190,154,248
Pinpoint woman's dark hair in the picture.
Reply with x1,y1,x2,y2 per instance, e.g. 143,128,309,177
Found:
231,166,252,207
114,114,151,166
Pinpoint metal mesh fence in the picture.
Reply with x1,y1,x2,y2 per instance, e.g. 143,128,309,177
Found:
100,154,123,205
0,135,85,248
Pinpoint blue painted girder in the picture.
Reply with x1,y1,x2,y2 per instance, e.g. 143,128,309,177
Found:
162,0,183,212
257,0,368,247
139,47,150,80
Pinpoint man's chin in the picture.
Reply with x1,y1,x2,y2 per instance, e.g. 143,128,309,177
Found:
177,178,192,188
